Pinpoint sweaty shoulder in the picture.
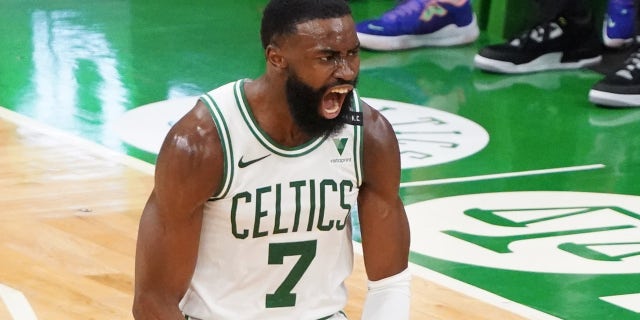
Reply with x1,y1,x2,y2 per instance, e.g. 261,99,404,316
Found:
161,100,220,159
154,100,223,203
360,100,397,149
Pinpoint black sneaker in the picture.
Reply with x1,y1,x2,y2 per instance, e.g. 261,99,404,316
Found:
589,47,640,107
474,16,603,73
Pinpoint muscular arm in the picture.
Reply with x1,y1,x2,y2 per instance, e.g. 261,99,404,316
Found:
133,101,222,319
357,103,411,319
357,103,410,281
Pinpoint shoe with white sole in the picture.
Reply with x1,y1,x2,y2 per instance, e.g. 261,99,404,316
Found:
356,0,479,51
474,16,602,74
589,47,640,107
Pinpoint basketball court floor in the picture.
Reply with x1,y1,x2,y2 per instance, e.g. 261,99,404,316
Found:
1,0,640,319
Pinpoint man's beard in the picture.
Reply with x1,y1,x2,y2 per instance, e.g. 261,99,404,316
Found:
285,73,356,138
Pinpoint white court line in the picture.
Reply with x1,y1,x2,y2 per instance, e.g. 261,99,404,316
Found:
600,293,640,313
0,284,37,320
400,164,606,188
0,107,155,175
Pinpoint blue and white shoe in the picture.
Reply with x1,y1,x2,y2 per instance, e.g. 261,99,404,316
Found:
356,0,479,51
603,0,636,48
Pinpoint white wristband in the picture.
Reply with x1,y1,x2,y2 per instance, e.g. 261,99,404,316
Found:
361,268,411,320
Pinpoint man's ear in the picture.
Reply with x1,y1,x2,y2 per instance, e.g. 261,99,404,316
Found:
266,44,287,69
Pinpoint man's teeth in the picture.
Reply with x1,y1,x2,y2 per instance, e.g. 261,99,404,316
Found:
331,88,350,94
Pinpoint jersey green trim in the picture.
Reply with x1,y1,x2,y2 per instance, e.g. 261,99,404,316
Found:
200,93,234,200
352,91,364,187
233,79,327,157
186,311,346,320
318,311,347,320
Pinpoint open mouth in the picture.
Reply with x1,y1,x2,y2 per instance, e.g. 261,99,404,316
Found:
321,85,353,119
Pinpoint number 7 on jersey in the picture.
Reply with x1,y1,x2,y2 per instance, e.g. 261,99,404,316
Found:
266,240,317,308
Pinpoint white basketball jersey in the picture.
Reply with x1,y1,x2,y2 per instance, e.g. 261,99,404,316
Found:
179,80,364,320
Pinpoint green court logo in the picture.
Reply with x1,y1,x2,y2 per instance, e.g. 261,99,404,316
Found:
445,206,640,263
408,191,640,274
364,98,488,169
406,191,640,319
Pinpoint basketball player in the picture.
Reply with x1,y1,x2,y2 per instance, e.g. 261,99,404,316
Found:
132,0,411,319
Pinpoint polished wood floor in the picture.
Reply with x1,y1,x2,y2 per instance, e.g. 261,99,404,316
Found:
0,113,527,319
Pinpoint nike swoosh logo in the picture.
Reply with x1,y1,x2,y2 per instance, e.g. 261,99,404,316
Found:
608,19,616,28
238,154,271,168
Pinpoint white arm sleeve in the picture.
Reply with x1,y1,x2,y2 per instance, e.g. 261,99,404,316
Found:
361,268,411,320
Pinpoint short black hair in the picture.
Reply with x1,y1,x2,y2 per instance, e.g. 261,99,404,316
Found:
260,0,352,49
